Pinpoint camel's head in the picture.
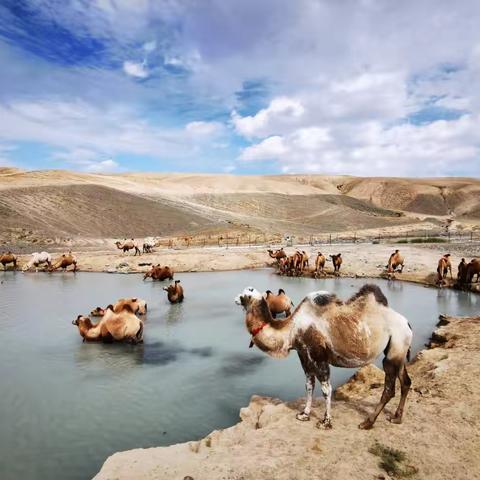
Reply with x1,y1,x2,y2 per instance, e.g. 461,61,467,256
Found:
235,286,263,310
163,283,179,295
72,314,89,326
90,307,105,317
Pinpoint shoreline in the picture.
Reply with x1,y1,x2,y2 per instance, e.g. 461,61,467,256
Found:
94,314,480,480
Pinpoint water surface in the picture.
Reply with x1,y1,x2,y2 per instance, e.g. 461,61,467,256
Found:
0,270,478,480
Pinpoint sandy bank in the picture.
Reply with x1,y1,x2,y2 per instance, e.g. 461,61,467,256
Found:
94,314,480,480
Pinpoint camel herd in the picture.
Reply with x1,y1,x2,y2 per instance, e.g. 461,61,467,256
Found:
436,253,480,287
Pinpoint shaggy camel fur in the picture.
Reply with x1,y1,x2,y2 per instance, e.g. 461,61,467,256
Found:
143,264,174,281
387,250,404,273
267,248,287,261
329,253,342,274
235,284,412,430
72,304,144,344
0,252,17,271
22,252,52,272
315,252,326,277
115,239,141,256
163,280,184,303
264,289,293,318
437,254,452,285
49,253,77,272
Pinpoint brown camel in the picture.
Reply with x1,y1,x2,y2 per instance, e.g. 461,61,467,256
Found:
387,250,404,273
279,255,296,276
235,284,412,430
72,304,144,344
457,258,467,284
115,239,141,256
330,253,342,274
436,253,452,285
163,280,184,303
464,258,480,284
267,248,287,261
49,252,77,272
0,252,17,271
296,250,309,272
264,289,293,318
143,264,174,281
114,297,147,315
314,252,326,277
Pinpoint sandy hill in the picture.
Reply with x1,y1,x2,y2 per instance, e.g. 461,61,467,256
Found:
0,169,479,242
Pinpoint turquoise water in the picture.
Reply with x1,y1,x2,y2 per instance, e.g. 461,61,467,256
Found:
0,270,478,480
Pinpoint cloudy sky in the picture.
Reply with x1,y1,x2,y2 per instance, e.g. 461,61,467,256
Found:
1,0,479,176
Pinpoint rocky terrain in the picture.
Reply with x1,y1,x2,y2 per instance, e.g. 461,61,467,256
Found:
94,315,480,480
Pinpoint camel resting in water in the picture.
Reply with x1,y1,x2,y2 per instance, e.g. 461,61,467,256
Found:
72,304,144,343
22,252,52,272
143,264,174,281
90,297,147,317
387,250,404,273
0,252,17,271
163,280,184,303
264,289,293,318
115,239,141,256
235,284,412,430
49,252,77,272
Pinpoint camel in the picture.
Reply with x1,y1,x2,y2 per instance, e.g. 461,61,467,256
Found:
142,237,159,254
235,284,412,430
329,253,342,274
267,248,287,261
314,252,326,277
72,304,144,344
387,250,404,273
143,264,174,281
436,254,452,285
278,256,295,276
163,280,184,303
0,252,17,271
464,259,480,284
295,250,309,272
264,289,293,318
22,252,52,272
49,252,77,272
457,258,467,283
114,297,148,315
115,239,141,256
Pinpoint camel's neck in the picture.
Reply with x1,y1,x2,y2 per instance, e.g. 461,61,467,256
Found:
246,299,293,358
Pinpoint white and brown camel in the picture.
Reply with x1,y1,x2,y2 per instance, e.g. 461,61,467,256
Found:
143,264,174,281
72,304,144,344
264,289,293,318
235,284,412,430
22,252,52,272
387,250,404,273
314,252,326,277
115,239,141,256
49,252,77,272
0,252,17,271
163,280,184,303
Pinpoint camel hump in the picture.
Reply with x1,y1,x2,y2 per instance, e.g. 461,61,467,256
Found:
350,284,388,307
308,290,336,307
120,304,135,314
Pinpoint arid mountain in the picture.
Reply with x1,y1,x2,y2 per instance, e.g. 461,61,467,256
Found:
0,168,479,242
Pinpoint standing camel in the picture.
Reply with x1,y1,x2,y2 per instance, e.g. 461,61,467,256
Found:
0,252,17,271
235,284,412,430
436,253,452,285
22,252,52,272
387,250,404,273
330,253,342,274
115,239,141,256
49,252,77,272
267,248,287,262
315,252,326,277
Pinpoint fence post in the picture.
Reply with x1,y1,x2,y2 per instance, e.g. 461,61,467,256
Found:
329,234,332,245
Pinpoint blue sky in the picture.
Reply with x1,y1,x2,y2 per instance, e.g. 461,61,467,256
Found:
0,0,479,176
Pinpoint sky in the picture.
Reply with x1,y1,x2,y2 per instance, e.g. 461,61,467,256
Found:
0,0,480,176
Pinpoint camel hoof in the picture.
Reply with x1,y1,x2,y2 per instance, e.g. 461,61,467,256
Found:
316,419,333,430
358,419,374,430
388,415,403,424
295,412,310,422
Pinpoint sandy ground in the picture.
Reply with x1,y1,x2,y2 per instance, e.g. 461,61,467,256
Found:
16,242,480,290
94,314,480,480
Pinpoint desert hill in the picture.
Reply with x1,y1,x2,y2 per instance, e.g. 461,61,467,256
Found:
0,168,479,243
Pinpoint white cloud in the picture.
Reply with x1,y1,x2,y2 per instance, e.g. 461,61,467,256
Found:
123,60,149,78
185,121,224,137
143,40,156,53
84,159,119,173
52,148,119,173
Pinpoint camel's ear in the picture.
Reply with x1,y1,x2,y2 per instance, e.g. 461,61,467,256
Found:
175,280,180,284
131,298,138,302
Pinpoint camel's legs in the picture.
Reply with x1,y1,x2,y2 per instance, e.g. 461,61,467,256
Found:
388,364,411,424
359,358,397,429
296,352,316,421
315,363,332,429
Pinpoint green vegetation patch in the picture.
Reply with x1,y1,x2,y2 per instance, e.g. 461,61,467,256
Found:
369,441,418,478
396,237,447,244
